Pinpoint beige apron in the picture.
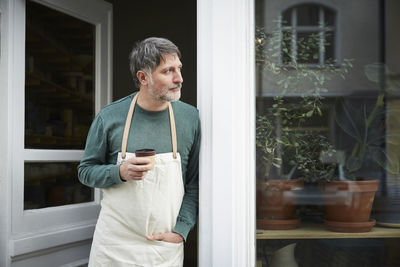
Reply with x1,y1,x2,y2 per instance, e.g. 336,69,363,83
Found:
89,94,185,267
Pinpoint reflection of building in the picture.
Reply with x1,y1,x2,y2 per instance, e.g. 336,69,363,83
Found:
257,0,384,97
256,0,400,181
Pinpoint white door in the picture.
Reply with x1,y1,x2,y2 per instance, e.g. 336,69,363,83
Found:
2,0,112,265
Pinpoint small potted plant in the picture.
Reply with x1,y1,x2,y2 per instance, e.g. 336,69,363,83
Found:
256,112,304,230
256,110,340,230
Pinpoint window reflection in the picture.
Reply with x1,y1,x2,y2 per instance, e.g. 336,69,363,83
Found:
280,4,336,66
296,4,320,26
256,0,400,266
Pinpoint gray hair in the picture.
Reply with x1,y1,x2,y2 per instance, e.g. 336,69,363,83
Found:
129,37,181,88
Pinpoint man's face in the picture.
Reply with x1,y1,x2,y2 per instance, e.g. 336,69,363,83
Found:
147,53,183,102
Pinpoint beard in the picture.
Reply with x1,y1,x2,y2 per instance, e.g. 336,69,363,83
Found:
148,83,182,102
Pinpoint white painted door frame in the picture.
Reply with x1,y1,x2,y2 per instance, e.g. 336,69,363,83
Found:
197,0,256,266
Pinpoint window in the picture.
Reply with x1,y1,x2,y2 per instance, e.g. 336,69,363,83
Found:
256,0,400,266
281,4,336,66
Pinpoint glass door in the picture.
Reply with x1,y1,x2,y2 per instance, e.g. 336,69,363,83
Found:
255,0,400,266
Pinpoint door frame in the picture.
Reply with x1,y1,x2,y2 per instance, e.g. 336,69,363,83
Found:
197,0,256,265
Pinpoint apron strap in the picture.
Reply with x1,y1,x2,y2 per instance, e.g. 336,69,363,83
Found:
121,93,177,160
121,93,139,159
168,102,177,159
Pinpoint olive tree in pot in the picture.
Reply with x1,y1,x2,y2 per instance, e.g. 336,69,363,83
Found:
256,112,304,230
256,112,338,230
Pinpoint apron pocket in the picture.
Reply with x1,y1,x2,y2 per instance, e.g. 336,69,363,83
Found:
150,241,184,266
152,240,183,247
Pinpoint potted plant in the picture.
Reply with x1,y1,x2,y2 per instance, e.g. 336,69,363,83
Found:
256,111,339,229
256,112,304,230
365,63,400,227
321,63,400,232
373,64,400,227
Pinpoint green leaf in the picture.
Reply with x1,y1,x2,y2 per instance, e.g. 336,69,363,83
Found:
306,110,314,117
364,63,385,83
371,147,400,175
334,98,362,142
346,156,363,173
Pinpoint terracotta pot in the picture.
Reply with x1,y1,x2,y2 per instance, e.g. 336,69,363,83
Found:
321,180,379,232
256,179,303,230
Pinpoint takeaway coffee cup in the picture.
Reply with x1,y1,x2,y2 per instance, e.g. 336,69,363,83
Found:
135,149,156,170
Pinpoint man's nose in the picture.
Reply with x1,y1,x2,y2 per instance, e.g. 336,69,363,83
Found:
173,71,183,84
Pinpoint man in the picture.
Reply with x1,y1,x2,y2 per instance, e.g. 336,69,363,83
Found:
78,37,200,266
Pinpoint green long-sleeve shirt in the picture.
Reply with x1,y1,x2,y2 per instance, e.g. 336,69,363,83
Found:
78,92,200,241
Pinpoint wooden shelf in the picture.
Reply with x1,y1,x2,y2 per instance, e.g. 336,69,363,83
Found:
26,133,82,144
26,72,92,105
256,223,400,239
25,133,85,149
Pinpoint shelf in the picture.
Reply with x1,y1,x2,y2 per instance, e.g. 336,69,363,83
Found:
26,72,92,105
26,133,82,144
25,133,85,149
25,173,76,183
256,223,400,239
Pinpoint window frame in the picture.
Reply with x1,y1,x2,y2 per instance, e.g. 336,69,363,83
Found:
10,0,112,257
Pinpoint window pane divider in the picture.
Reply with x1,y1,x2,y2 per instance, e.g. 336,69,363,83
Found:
24,149,84,161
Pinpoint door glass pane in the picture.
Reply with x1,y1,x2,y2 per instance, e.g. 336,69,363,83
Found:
24,162,93,210
255,0,400,266
25,0,95,149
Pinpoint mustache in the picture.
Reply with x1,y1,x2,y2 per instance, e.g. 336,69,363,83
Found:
169,84,182,90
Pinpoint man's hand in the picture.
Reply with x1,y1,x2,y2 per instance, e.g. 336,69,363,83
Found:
146,232,184,243
119,157,152,181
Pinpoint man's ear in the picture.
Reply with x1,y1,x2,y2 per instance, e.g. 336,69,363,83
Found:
137,71,149,86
